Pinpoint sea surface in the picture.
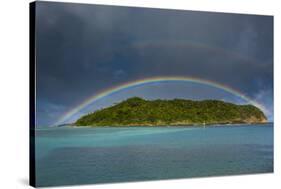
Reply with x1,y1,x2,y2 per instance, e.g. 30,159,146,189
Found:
35,123,273,187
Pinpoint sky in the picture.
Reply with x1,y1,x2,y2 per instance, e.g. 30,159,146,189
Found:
35,2,273,126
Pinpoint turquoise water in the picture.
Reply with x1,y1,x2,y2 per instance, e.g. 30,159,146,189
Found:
35,124,273,187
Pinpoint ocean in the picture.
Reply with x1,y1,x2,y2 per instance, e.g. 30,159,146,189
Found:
35,123,273,187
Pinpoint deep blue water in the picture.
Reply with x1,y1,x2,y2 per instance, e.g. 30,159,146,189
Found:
35,124,273,187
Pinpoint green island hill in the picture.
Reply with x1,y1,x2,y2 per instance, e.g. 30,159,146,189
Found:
75,97,267,127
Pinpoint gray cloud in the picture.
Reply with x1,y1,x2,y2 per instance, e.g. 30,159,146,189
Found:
34,2,273,126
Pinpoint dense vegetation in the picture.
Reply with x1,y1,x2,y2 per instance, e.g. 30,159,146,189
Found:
75,97,267,126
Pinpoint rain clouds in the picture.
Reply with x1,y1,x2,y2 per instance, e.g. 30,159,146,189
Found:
34,2,273,126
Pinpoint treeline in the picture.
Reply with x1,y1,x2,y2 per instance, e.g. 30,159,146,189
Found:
75,97,267,126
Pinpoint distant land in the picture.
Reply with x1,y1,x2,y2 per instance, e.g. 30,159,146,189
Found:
73,97,267,127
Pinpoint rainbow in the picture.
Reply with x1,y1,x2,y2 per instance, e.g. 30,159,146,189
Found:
54,76,266,125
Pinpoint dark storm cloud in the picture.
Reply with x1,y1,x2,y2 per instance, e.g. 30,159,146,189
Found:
35,2,273,126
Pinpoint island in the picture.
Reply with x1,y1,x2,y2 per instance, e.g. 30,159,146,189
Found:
75,97,267,126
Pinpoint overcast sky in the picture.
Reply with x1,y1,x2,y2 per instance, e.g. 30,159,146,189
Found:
35,2,273,126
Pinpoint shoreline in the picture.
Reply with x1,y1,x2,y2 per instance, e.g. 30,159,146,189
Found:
52,122,272,129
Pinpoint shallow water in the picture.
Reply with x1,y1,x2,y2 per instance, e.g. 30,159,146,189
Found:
35,124,273,187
